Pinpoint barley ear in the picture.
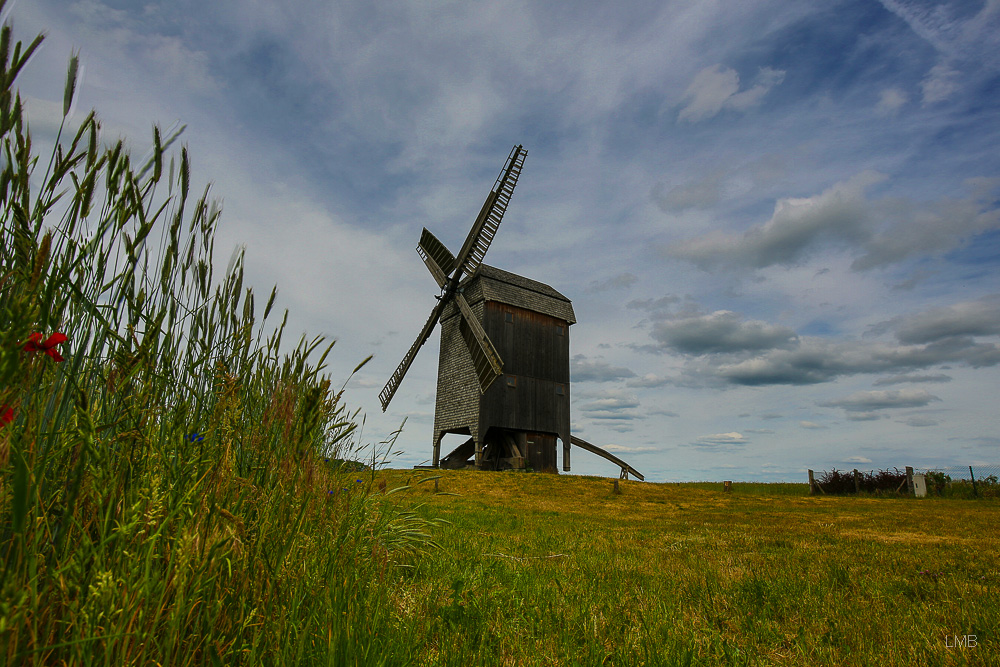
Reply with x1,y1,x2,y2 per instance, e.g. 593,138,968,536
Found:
263,285,278,320
152,124,162,183
63,51,79,117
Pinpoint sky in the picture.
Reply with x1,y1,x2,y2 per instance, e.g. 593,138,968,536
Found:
7,0,1000,482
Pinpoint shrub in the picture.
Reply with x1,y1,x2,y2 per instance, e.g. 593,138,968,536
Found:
923,470,950,496
816,468,908,495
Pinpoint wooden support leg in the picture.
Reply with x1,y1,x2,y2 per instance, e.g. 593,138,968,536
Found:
432,431,442,468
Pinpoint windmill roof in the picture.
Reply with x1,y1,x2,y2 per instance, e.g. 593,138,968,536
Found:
452,264,576,325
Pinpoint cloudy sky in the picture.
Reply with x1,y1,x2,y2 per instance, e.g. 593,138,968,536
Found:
9,0,1000,481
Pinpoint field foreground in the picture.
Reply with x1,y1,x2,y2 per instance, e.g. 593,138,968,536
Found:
375,469,997,666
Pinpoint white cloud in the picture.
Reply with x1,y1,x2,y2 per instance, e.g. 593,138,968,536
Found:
727,67,785,110
626,373,672,388
799,421,827,429
653,170,726,212
677,65,784,122
669,172,1000,272
578,388,642,421
901,416,938,427
873,373,952,386
878,0,1000,74
677,64,738,123
852,193,1000,271
704,337,998,386
921,63,960,104
571,355,637,382
627,295,681,312
650,310,798,355
144,34,218,93
669,171,885,269
632,296,1000,389
693,432,748,448
882,295,1000,344
62,1,219,95
843,456,872,464
846,412,883,422
876,87,908,115
603,443,659,453
586,273,638,293
819,388,941,412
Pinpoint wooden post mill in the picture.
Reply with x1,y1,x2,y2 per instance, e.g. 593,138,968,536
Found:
379,145,644,480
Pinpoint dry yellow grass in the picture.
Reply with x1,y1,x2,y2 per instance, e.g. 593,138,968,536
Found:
371,468,998,666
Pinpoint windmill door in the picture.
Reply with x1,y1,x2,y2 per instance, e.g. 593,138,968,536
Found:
524,433,557,472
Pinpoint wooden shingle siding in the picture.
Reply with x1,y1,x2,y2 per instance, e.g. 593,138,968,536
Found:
434,302,483,439
441,265,576,325
477,282,576,325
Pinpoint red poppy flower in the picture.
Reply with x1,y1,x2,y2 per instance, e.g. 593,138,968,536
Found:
23,332,68,362
1,405,13,426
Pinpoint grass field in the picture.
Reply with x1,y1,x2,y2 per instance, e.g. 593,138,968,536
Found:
368,469,998,666
1,10,995,665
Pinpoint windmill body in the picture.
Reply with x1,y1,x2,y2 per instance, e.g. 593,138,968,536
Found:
434,265,575,471
380,145,644,480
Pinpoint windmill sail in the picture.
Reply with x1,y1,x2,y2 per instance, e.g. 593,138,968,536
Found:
460,318,504,392
453,291,503,391
418,228,456,278
453,145,526,279
379,144,525,412
417,243,448,289
379,299,446,411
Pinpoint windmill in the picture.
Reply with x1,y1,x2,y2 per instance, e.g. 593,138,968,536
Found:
380,145,644,480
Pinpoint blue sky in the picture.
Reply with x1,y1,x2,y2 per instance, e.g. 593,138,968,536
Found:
9,0,1000,481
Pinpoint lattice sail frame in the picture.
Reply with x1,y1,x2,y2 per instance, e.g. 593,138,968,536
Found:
379,145,527,412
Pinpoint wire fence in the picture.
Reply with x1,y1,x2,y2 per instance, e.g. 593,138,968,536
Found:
916,464,1000,483
915,465,1000,498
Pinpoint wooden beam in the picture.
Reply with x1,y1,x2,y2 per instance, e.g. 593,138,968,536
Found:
569,436,644,482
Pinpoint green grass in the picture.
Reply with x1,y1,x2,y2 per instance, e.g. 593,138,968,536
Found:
679,481,809,496
372,470,998,666
2,9,997,665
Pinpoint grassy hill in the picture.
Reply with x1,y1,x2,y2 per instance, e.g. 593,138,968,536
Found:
0,9,995,665
369,469,997,665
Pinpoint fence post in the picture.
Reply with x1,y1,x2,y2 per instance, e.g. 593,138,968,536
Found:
808,470,825,495
853,469,860,494
970,466,978,498
906,466,914,496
